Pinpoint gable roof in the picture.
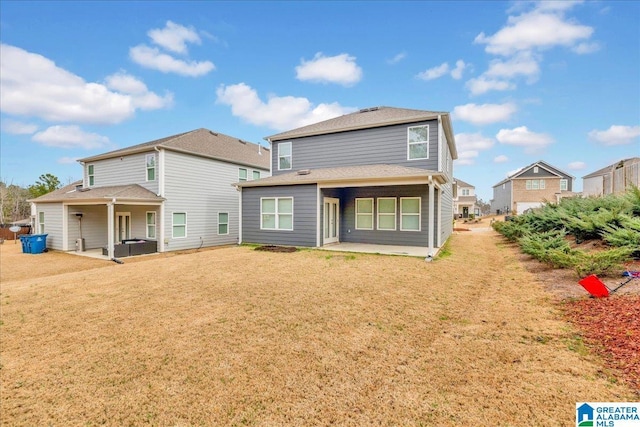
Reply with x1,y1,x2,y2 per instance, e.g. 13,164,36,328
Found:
454,177,474,188
582,157,640,179
266,106,458,159
79,128,270,170
30,181,165,203
237,164,446,188
492,160,574,187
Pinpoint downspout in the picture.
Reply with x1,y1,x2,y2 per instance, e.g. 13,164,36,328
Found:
155,147,166,252
426,175,435,262
107,198,116,260
237,184,243,244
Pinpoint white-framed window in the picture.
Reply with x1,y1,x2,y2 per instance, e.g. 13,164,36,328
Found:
218,212,229,235
526,179,546,190
278,142,292,170
540,179,546,189
146,211,156,239
400,197,421,231
355,198,374,230
533,166,539,173
172,212,187,238
261,197,293,230
238,168,248,182
407,125,429,160
87,164,95,186
146,154,156,181
560,179,568,191
253,170,261,180
38,211,45,234
377,198,397,231
462,188,470,196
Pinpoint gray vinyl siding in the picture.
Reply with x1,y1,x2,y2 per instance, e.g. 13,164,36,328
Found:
272,120,439,175
439,182,453,245
35,203,63,250
491,181,512,214
242,184,317,247
86,151,159,194
339,185,429,247
68,205,108,250
518,168,558,178
162,151,267,251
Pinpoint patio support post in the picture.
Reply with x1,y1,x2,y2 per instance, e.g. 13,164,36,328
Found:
107,200,115,259
427,177,435,260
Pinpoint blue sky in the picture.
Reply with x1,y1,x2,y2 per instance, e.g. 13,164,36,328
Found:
1,0,638,201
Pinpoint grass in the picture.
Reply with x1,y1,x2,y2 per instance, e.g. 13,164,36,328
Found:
0,232,635,426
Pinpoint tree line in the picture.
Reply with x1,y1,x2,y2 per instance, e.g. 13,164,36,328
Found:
0,174,61,224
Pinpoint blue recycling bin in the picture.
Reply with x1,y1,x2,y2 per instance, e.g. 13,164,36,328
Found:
19,234,48,254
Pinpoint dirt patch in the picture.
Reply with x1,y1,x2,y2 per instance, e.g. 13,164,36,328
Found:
453,227,470,232
254,245,298,253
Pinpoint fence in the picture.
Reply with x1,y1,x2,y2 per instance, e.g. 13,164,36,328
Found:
612,162,639,194
0,225,32,241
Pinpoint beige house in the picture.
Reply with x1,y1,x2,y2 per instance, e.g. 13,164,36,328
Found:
490,160,576,215
453,178,478,218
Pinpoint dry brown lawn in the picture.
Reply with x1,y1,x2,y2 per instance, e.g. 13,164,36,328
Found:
0,227,635,426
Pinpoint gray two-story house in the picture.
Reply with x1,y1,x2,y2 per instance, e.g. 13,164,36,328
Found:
31,128,270,259
237,106,458,257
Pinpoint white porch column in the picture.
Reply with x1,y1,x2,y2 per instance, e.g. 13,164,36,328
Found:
427,177,435,259
107,200,115,259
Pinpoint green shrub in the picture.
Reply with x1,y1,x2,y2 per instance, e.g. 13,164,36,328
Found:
572,247,635,277
519,229,570,263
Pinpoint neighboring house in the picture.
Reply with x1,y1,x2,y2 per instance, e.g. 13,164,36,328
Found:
237,106,458,257
490,160,575,215
30,128,270,259
582,157,640,197
453,178,478,218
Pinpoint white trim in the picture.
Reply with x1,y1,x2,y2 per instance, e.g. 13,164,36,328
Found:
146,211,157,239
400,197,421,232
238,189,243,244
376,197,397,231
323,197,340,244
62,205,69,250
252,170,261,180
238,168,248,182
87,164,95,187
407,125,429,160
427,184,434,255
355,198,374,230
560,179,568,191
172,212,187,238
316,187,322,247
278,141,292,171
217,212,229,235
107,202,115,259
115,211,132,242
437,187,442,248
145,153,156,182
260,197,294,231
437,116,442,172
157,149,165,197
159,202,165,252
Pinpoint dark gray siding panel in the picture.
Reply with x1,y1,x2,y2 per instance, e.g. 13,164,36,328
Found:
242,184,317,247
272,120,439,175
339,185,429,247
519,168,557,178
491,181,512,214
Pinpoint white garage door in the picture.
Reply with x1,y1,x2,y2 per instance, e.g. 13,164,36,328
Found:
516,202,543,213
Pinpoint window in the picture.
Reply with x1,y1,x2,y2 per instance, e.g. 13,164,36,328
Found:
172,212,187,238
533,166,539,173
238,168,248,182
278,142,292,170
540,179,546,189
401,197,421,231
146,212,156,239
526,179,546,190
38,212,45,234
87,164,95,186
377,198,397,231
532,180,539,190
146,154,156,181
261,197,293,230
407,125,429,160
461,189,470,196
560,179,568,191
253,170,261,180
355,198,374,230
218,212,229,235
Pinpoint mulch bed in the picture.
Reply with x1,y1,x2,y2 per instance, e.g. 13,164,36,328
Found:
254,245,298,253
562,295,640,392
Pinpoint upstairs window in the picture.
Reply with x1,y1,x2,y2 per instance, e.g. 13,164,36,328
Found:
407,125,429,160
146,154,156,181
279,142,292,170
560,179,568,191
253,170,261,180
462,189,470,196
87,164,95,186
239,168,248,182
533,166,539,173
526,179,546,190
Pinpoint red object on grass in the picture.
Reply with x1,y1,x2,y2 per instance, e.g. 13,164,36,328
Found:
578,274,610,298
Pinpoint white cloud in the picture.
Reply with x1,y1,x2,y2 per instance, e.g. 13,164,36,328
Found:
567,161,587,170
572,41,601,54
452,103,517,125
485,52,540,83
454,132,495,165
148,21,201,54
216,83,357,131
130,45,215,77
466,76,516,96
32,125,110,149
494,155,509,163
474,10,594,56
387,52,407,65
295,53,362,86
416,62,449,81
588,125,640,146
450,60,467,80
2,119,38,135
0,44,136,124
105,72,173,110
496,126,554,152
